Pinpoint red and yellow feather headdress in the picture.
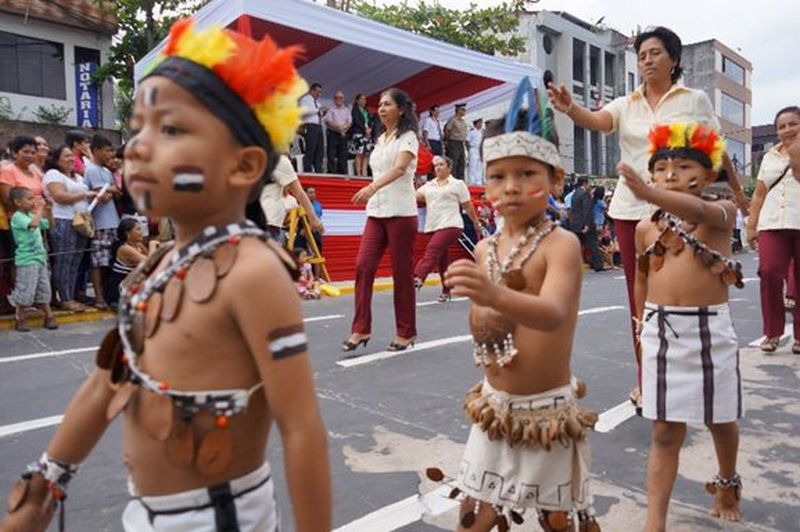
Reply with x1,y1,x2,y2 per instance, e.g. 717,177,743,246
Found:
647,122,726,171
145,18,307,154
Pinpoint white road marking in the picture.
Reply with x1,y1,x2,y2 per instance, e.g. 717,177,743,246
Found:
595,400,637,433
742,277,758,284
614,275,626,280
748,323,793,348
337,306,626,368
0,415,63,439
417,297,467,307
333,484,458,532
0,314,344,365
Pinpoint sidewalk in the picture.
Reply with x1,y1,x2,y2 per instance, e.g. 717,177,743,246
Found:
0,277,443,331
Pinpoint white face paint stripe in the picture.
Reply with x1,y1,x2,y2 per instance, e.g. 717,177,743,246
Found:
171,172,205,192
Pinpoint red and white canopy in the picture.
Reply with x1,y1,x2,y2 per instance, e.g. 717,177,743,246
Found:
134,0,539,115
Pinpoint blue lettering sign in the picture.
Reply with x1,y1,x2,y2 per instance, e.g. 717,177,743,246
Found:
75,62,99,128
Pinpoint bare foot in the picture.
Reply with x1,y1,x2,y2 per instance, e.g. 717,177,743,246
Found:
706,482,741,522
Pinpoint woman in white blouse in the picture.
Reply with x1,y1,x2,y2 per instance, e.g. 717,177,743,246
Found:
414,155,481,302
43,145,96,312
745,106,800,354
343,88,419,352
547,26,748,404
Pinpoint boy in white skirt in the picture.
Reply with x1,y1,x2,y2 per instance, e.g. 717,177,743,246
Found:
618,122,744,531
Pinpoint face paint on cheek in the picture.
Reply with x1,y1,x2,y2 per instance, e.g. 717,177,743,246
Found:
171,166,206,193
688,178,699,189
143,86,158,107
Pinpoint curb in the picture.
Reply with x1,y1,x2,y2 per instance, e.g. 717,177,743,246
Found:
0,279,443,330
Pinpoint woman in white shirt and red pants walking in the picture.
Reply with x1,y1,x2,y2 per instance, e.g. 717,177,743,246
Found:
343,88,420,352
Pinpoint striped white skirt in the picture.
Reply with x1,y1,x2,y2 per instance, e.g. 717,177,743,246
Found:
641,302,743,424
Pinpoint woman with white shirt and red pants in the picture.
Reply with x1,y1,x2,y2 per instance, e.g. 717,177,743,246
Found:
343,88,419,353
746,105,800,354
414,155,481,302
547,26,749,406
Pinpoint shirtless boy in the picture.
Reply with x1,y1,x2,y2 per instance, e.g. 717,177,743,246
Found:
442,79,600,532
1,19,330,531
618,122,744,532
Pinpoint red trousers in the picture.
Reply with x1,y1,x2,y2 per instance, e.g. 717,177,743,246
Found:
613,219,640,345
414,227,462,295
757,229,800,339
351,216,417,338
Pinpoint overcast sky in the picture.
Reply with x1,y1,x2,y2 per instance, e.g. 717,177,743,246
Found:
406,0,798,125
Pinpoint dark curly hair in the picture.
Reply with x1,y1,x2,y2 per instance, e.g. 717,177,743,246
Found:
634,26,683,84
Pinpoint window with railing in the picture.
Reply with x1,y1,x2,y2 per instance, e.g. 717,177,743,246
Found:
0,31,66,99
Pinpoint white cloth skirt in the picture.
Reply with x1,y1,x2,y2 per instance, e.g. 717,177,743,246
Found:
641,302,743,424
122,462,278,531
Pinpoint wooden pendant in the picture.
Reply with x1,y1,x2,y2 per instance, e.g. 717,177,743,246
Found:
651,254,665,271
165,423,195,469
106,383,134,421
425,467,445,482
6,478,29,513
213,244,238,278
710,260,726,275
110,352,128,385
504,269,527,291
700,250,716,266
185,257,217,303
129,313,147,355
659,228,676,247
668,237,685,255
96,327,122,370
139,391,174,442
460,510,476,528
196,429,233,477
145,292,163,338
721,268,737,286
637,253,650,275
161,277,183,322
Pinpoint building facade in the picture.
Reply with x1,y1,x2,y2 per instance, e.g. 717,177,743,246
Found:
0,0,117,129
513,11,638,177
682,39,753,178
751,123,778,178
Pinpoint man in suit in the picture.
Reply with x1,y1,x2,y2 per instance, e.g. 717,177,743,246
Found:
569,177,604,272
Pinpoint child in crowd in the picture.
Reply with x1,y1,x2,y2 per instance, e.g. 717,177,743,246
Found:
105,217,148,309
618,122,744,530
293,247,321,299
441,79,600,531
1,18,330,531
8,186,58,331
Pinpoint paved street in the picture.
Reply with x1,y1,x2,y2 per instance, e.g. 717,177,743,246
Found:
1,252,798,531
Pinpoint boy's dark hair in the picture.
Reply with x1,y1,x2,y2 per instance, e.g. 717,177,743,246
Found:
481,108,560,176
309,82,322,91
44,145,71,173
381,88,419,139
429,104,439,114
634,27,683,84
8,135,37,154
64,129,87,148
90,134,113,153
9,186,31,205
774,105,800,126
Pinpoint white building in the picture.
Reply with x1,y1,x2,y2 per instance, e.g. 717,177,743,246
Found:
0,0,116,128
513,11,638,177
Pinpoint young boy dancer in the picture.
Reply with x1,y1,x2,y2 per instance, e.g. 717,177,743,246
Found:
1,19,330,531
618,122,744,531
442,78,600,532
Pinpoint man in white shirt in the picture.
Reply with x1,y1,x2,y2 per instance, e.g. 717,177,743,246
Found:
323,90,351,174
299,83,325,173
467,118,483,184
421,105,443,156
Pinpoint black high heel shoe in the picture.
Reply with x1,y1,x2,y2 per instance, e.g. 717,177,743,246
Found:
341,336,370,352
387,338,416,352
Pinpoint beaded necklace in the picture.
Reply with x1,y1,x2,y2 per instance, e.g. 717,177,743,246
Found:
471,217,555,367
111,220,281,476
639,209,744,288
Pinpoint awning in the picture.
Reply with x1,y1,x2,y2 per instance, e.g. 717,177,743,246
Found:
133,0,539,114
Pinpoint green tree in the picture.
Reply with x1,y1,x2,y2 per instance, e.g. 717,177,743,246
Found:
93,0,210,130
350,0,538,56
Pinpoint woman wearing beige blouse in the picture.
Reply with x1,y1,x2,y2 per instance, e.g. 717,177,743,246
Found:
746,106,800,354
343,88,419,353
547,26,748,404
414,155,481,302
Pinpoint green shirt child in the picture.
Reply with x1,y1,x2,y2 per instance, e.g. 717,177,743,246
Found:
11,210,50,266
